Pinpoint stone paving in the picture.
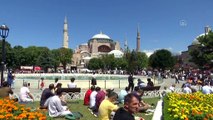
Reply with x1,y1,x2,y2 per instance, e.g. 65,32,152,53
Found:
11,74,185,101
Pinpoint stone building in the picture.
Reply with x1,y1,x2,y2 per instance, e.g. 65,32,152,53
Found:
180,26,211,69
72,32,122,68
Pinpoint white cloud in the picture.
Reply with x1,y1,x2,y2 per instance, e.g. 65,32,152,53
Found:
142,50,154,57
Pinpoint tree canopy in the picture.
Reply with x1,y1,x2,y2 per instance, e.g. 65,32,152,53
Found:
149,49,175,70
189,31,213,69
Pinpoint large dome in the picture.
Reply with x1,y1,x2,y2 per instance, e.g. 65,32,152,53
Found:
92,32,110,39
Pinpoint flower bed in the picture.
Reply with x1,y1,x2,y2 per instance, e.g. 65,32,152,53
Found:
163,92,213,120
0,98,46,120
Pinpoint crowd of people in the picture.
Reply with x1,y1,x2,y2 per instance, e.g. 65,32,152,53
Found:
0,69,212,120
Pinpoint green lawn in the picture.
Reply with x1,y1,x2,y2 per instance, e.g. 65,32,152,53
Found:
25,97,160,120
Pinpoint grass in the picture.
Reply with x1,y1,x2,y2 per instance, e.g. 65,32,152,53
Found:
162,95,171,120
25,97,160,120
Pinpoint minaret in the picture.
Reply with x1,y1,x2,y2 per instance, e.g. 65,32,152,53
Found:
63,16,69,48
124,35,128,51
205,25,211,35
136,25,140,52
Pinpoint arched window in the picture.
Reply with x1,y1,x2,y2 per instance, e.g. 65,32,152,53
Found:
98,45,111,52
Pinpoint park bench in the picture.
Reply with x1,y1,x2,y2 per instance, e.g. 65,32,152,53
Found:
140,86,161,97
60,88,81,100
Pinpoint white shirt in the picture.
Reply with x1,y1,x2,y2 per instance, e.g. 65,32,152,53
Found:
139,83,146,87
48,95,67,117
169,86,175,92
202,85,213,94
183,87,192,93
90,91,97,108
20,86,30,100
67,82,77,88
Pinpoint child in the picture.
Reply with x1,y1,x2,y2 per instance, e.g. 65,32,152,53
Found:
40,78,44,90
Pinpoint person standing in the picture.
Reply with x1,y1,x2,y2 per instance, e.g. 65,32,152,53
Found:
11,75,15,89
54,78,59,88
91,74,97,87
175,73,179,84
7,71,13,88
113,93,144,120
128,73,134,92
40,77,45,90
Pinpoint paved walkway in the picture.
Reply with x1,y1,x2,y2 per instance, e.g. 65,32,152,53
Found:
12,76,185,96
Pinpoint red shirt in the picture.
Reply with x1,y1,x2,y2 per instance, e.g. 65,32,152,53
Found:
40,81,44,88
84,89,92,105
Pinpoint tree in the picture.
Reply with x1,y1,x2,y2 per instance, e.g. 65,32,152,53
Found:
51,49,61,72
11,45,26,69
115,58,128,70
58,47,73,70
189,31,213,69
88,58,103,70
136,52,148,70
24,46,44,66
36,47,54,73
149,49,175,70
101,54,116,70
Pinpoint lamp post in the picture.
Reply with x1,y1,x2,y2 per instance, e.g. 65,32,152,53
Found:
0,24,9,86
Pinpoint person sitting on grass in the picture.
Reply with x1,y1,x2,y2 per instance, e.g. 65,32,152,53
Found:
47,88,72,118
113,93,144,120
84,86,95,106
202,82,213,94
40,83,55,109
98,91,119,120
92,87,106,116
182,84,192,94
118,87,129,104
19,82,34,102
0,81,18,101
89,86,98,109
160,86,171,98
132,88,153,113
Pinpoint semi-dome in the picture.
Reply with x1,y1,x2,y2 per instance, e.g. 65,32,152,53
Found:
192,33,206,45
108,50,124,58
92,32,110,39
192,39,200,45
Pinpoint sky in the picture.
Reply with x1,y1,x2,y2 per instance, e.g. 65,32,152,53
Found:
0,0,213,54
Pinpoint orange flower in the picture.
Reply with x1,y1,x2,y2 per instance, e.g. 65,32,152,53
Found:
26,107,31,111
184,117,188,120
5,113,13,118
0,115,4,119
28,115,36,119
39,116,47,120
